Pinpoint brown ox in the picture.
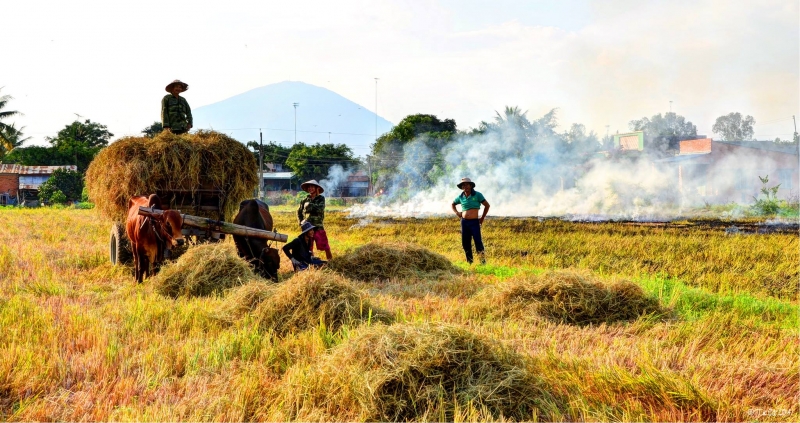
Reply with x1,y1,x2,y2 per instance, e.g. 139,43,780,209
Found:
125,194,185,283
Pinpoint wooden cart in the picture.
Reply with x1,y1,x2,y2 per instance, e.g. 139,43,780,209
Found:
109,187,286,265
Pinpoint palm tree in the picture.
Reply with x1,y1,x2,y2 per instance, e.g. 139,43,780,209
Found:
0,123,30,153
0,88,23,152
493,106,529,127
0,87,21,132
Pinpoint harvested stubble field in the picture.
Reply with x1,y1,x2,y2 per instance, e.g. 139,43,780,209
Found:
0,206,797,421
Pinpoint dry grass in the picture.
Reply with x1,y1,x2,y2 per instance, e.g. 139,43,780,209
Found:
0,208,797,422
85,130,257,221
152,243,259,298
327,241,458,282
471,270,665,325
275,322,563,421
253,269,393,336
215,281,277,323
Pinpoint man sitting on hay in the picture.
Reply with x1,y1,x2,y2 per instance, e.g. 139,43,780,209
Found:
161,79,193,135
283,221,327,271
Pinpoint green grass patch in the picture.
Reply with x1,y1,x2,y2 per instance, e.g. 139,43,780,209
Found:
640,276,798,329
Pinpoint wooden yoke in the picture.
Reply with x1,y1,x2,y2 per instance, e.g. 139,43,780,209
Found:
138,206,288,243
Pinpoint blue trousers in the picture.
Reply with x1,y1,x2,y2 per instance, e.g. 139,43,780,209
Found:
461,218,484,263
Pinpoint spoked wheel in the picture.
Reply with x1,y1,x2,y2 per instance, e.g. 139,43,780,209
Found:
110,222,133,265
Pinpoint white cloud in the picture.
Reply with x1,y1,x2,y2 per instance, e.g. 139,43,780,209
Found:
3,0,797,145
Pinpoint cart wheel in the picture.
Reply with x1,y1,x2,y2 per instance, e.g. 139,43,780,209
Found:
110,222,133,265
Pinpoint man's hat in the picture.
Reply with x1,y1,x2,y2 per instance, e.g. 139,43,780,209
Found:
457,177,476,189
300,221,316,235
301,179,325,193
165,80,189,93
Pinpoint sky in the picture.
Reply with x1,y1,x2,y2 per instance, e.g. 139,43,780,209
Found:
3,0,798,148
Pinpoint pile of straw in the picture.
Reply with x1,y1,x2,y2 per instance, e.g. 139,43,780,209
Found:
85,130,257,221
153,243,257,298
472,270,663,325
215,281,277,322
277,322,561,421
253,269,392,335
327,242,457,281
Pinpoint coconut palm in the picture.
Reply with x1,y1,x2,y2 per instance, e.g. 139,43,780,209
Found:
0,88,23,152
0,123,30,153
0,88,21,132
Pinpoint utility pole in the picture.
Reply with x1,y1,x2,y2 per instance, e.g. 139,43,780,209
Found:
259,130,264,199
293,102,299,143
374,78,379,143
793,115,798,145
669,100,672,113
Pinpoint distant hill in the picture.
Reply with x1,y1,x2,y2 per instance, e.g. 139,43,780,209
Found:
192,81,394,158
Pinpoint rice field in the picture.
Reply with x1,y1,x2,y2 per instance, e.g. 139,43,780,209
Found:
0,206,797,421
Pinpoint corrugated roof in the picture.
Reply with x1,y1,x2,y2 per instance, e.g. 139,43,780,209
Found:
0,164,23,174
0,164,77,174
262,172,294,180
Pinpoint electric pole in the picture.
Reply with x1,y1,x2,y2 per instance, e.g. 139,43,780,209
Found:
293,102,299,143
259,130,264,199
669,100,672,113
374,78,379,143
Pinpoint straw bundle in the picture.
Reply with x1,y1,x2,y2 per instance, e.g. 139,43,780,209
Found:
216,281,278,322
277,322,562,421
253,269,392,335
327,242,457,281
85,130,257,221
472,270,662,325
153,243,258,298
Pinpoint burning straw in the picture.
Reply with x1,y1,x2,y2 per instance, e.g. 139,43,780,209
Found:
276,322,563,421
153,243,258,298
85,130,257,221
252,269,392,336
327,242,458,282
471,270,664,325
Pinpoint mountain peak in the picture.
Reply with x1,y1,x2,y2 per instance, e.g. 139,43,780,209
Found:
193,82,393,157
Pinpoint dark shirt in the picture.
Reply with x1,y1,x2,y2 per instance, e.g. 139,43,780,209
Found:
282,235,314,264
161,94,193,131
297,194,325,228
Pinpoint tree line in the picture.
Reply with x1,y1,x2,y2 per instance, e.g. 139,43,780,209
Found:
1,86,797,202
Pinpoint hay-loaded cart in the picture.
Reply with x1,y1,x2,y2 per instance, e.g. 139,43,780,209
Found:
109,203,288,266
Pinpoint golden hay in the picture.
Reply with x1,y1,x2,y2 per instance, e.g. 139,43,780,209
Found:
276,322,563,421
471,270,664,325
85,130,257,221
152,243,259,298
253,269,392,336
215,281,278,323
327,242,458,281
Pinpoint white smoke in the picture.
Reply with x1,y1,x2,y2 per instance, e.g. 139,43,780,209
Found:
346,115,799,220
320,164,353,197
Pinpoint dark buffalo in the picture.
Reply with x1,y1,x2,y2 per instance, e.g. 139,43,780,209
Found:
233,199,281,281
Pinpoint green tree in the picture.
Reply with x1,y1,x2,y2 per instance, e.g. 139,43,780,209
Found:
370,114,457,191
712,112,755,141
47,119,113,149
38,168,84,203
45,119,113,172
629,112,697,154
561,123,601,158
0,88,24,155
142,121,163,138
246,140,292,168
285,143,358,182
0,123,30,157
1,145,62,165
